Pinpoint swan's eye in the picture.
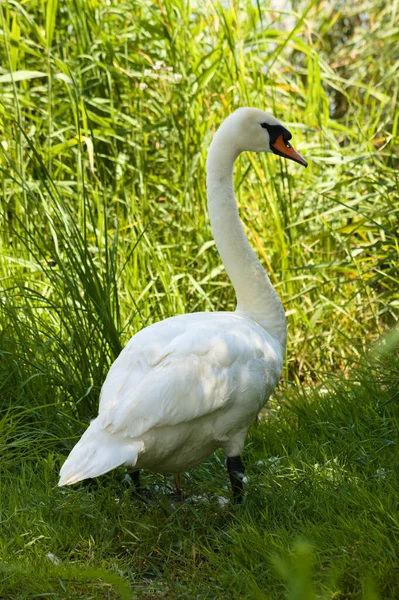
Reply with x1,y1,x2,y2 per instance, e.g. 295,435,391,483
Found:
260,123,268,129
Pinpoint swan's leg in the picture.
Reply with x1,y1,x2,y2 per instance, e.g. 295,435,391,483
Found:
227,456,246,503
173,473,182,496
129,469,142,494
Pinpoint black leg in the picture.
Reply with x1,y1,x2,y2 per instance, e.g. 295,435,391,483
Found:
173,473,182,497
129,469,141,494
227,456,246,504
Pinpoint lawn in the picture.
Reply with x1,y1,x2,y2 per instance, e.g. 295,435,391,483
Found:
1,0,398,598
2,349,399,599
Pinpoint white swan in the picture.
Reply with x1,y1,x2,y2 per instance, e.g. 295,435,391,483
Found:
58,108,307,502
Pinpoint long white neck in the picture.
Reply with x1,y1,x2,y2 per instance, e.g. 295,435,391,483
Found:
206,131,286,347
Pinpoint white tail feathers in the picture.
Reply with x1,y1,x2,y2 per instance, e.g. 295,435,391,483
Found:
58,417,143,486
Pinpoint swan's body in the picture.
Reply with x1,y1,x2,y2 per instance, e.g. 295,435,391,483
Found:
59,312,283,483
59,108,307,500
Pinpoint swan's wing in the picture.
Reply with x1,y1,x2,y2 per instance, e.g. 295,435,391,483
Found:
97,314,281,439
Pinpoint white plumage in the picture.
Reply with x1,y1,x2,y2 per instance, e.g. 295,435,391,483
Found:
59,108,307,498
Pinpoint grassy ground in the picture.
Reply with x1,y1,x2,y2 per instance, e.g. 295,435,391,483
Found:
1,0,399,598
2,349,399,599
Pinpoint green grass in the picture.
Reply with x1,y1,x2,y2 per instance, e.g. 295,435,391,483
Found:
2,349,399,599
1,0,399,597
1,0,398,384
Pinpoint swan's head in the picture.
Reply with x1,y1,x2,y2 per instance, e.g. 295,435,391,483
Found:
219,107,307,167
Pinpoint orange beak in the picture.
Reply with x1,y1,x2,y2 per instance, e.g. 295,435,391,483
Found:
272,134,308,167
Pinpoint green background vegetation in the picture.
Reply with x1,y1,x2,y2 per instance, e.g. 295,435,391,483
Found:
0,0,398,598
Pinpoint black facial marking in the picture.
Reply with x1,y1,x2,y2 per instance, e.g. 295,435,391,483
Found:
261,123,292,144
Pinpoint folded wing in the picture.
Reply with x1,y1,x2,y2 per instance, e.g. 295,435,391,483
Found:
97,313,279,439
